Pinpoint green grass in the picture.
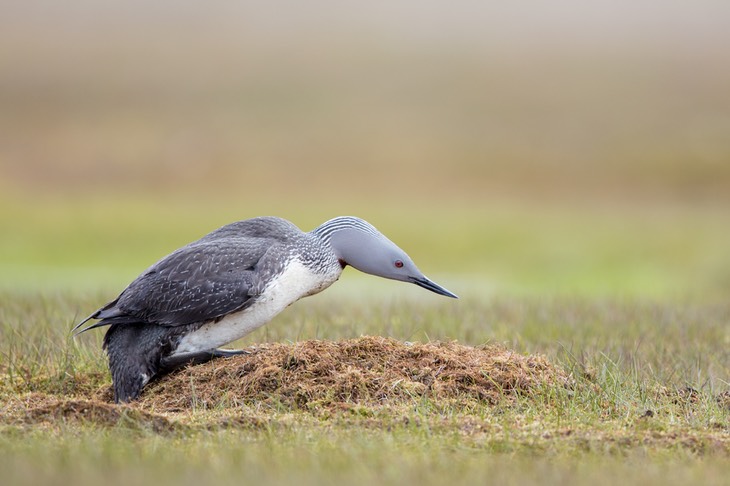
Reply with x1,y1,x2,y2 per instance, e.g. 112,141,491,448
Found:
1,426,729,486
1,289,729,486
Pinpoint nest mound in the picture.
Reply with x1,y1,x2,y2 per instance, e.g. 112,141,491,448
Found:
138,336,570,412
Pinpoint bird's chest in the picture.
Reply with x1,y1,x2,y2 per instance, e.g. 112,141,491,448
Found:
263,258,341,303
173,259,340,354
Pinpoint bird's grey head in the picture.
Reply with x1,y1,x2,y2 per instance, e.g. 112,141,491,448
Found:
313,216,457,298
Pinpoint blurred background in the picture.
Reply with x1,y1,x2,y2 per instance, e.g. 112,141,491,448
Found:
1,1,729,301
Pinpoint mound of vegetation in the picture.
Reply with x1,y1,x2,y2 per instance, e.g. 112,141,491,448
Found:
2,337,571,427
137,336,571,412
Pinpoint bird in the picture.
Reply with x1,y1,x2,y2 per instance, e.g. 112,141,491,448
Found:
74,216,457,403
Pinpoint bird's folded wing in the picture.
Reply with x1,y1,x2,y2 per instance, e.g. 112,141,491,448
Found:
79,238,280,331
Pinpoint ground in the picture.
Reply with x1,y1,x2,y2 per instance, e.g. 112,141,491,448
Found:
1,286,728,486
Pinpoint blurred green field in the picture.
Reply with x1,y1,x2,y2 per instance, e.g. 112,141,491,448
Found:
2,3,729,301
1,195,728,303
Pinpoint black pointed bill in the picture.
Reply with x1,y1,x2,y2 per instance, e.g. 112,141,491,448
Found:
410,276,458,298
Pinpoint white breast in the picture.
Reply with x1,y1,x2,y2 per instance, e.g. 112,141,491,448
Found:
172,258,340,356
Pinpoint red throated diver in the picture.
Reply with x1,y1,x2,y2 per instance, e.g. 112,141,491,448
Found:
74,216,457,402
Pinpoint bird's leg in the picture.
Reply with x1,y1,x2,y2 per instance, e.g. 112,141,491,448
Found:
210,348,251,358
159,348,250,372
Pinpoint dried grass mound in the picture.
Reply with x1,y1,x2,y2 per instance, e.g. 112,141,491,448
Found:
139,337,570,412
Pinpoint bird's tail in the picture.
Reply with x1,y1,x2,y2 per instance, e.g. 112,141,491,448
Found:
72,298,124,336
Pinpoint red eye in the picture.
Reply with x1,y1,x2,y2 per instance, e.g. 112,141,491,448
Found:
394,260,404,268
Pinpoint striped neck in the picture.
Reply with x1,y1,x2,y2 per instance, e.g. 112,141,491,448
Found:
311,216,382,244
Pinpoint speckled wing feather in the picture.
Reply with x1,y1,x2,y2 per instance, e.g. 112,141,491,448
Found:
109,238,271,326
75,218,301,332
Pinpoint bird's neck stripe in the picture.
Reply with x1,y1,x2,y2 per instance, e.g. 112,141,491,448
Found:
312,217,381,243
